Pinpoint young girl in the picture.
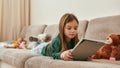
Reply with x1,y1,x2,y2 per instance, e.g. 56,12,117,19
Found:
31,13,79,61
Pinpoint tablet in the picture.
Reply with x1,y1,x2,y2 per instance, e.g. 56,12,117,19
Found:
72,38,105,61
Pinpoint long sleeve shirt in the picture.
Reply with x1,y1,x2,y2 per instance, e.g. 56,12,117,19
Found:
41,34,75,59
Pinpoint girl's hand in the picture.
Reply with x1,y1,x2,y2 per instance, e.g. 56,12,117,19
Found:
60,50,73,61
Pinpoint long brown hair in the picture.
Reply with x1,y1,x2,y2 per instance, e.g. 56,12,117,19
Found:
59,13,79,52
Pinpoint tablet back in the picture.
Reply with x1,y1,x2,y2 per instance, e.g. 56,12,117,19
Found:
72,38,105,61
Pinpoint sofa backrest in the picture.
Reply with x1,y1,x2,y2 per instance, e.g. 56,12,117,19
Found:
20,15,120,43
85,15,120,40
19,20,88,43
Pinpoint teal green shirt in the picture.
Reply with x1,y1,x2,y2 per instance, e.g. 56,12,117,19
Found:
41,34,75,59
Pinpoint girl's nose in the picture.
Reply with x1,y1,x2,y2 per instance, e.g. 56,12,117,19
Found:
71,28,75,32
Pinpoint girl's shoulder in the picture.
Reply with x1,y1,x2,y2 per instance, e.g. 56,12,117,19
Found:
52,34,60,42
51,34,61,46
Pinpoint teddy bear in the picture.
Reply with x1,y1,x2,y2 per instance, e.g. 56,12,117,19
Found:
88,34,120,61
4,37,27,49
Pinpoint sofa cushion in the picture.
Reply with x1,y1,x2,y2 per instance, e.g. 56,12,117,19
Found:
85,15,120,40
0,61,15,68
92,59,120,65
25,56,120,68
78,20,88,39
20,24,47,42
43,24,59,40
0,49,37,68
20,24,47,48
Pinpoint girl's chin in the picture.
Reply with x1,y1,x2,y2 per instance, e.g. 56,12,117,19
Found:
69,36,75,39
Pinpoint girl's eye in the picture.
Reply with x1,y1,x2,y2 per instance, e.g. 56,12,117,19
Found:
74,27,78,30
66,27,78,30
67,28,71,30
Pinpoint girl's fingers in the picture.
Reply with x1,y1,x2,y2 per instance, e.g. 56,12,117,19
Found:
64,50,73,60
61,50,74,61
66,52,73,59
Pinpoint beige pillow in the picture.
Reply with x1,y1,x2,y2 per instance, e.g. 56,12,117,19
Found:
22,25,46,40
20,24,47,48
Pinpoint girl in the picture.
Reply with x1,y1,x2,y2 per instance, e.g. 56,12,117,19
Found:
31,13,79,61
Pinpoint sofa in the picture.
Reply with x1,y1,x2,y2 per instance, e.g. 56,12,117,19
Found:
0,15,120,68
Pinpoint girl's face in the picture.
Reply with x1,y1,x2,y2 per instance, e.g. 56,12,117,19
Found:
64,20,78,42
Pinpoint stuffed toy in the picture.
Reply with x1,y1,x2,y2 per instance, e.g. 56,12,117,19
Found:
29,34,51,43
27,34,51,49
88,34,120,61
4,37,27,49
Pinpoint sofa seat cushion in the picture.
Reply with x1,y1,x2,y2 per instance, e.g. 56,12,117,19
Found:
25,56,120,68
0,49,37,68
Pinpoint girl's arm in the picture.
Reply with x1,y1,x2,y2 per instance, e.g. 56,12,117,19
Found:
41,35,62,59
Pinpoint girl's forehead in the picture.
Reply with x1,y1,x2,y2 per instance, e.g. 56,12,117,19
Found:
65,20,78,26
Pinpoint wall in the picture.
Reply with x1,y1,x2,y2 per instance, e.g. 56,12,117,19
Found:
31,0,120,25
